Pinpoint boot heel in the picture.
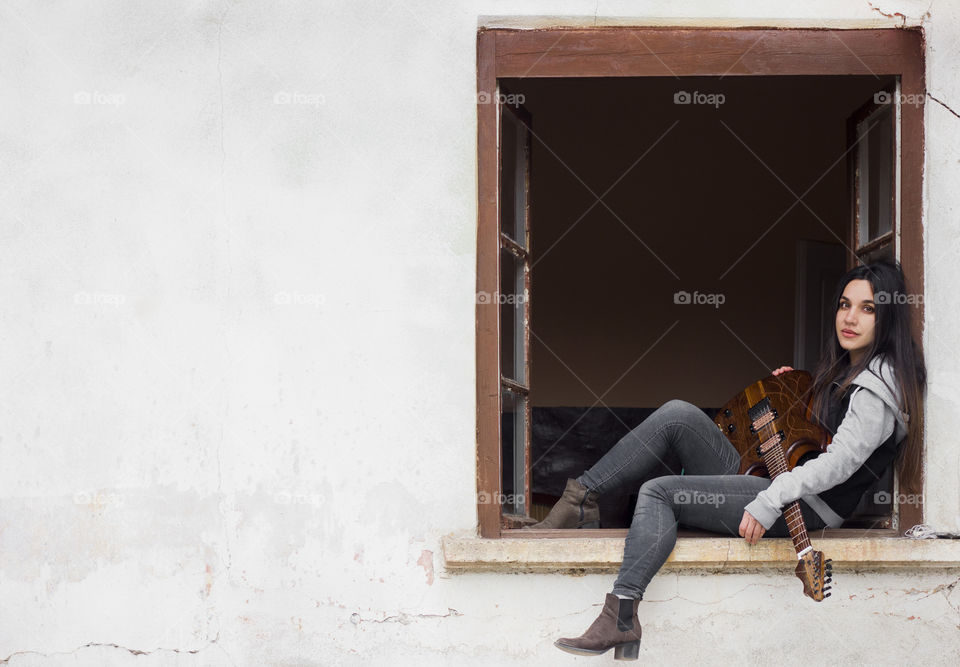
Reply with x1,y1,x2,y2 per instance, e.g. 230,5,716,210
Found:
579,520,600,529
614,641,640,661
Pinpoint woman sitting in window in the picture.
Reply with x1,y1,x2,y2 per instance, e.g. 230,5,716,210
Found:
533,258,926,661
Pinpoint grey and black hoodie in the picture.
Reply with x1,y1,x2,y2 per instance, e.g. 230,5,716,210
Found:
744,354,909,530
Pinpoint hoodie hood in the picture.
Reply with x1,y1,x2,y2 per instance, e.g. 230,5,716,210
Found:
850,354,908,443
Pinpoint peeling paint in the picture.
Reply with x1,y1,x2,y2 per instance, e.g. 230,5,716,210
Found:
418,549,435,585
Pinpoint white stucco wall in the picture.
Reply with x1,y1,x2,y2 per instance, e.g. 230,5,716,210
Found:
1,1,959,664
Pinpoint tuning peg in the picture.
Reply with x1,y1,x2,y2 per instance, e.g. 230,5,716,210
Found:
825,558,833,565
824,592,831,598
823,586,831,593
824,577,832,584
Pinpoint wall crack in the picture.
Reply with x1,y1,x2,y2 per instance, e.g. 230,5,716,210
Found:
928,93,960,120
0,633,220,665
350,608,463,626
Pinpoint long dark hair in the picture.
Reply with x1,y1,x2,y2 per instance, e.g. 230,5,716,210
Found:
808,258,926,482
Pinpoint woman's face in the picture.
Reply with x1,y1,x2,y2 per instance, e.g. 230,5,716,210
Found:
836,279,876,364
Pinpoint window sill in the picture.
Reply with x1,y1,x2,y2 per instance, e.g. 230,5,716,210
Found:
442,529,960,573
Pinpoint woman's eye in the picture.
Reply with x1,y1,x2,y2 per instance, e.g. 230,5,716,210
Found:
864,306,874,313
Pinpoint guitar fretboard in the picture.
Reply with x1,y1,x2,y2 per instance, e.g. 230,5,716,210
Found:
749,398,813,556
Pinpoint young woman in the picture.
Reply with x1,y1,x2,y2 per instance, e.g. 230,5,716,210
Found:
533,258,926,660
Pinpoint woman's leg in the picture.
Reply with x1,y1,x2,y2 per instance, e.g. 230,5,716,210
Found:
552,402,829,657
611,474,828,599
577,399,740,496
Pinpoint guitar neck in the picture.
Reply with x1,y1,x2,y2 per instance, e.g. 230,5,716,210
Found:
762,447,813,556
742,385,817,558
731,376,833,601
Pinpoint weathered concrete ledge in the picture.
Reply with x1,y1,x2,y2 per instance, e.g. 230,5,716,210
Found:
476,17,915,30
442,534,960,573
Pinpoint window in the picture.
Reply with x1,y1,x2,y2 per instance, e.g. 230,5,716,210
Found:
498,96,532,519
849,86,897,264
475,27,925,539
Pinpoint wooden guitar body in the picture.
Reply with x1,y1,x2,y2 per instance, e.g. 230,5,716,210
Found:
714,370,831,476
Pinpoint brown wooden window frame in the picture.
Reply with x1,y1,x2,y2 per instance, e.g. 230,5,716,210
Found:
475,26,925,539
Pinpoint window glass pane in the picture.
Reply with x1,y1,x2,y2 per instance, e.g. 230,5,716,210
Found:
857,105,893,246
500,108,526,244
857,241,893,266
500,388,527,515
839,467,894,528
499,248,526,383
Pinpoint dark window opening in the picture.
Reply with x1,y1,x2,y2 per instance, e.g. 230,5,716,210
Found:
498,75,899,530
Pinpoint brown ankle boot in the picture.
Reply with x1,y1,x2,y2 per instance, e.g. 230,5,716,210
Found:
525,478,599,529
554,593,642,660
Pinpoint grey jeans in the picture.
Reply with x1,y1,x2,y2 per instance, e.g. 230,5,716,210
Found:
577,399,827,599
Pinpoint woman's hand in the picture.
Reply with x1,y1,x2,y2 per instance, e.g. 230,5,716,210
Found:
739,510,766,545
772,365,794,376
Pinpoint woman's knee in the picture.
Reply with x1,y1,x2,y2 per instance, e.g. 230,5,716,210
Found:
637,475,683,505
650,400,704,438
658,399,699,420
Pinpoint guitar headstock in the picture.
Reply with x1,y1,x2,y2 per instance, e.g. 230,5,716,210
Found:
795,550,833,602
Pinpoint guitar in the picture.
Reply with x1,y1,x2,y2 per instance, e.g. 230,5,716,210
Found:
714,370,834,601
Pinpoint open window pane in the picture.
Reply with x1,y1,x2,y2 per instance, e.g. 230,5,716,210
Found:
500,388,527,516
499,106,527,245
499,247,526,384
856,104,894,247
858,241,894,265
